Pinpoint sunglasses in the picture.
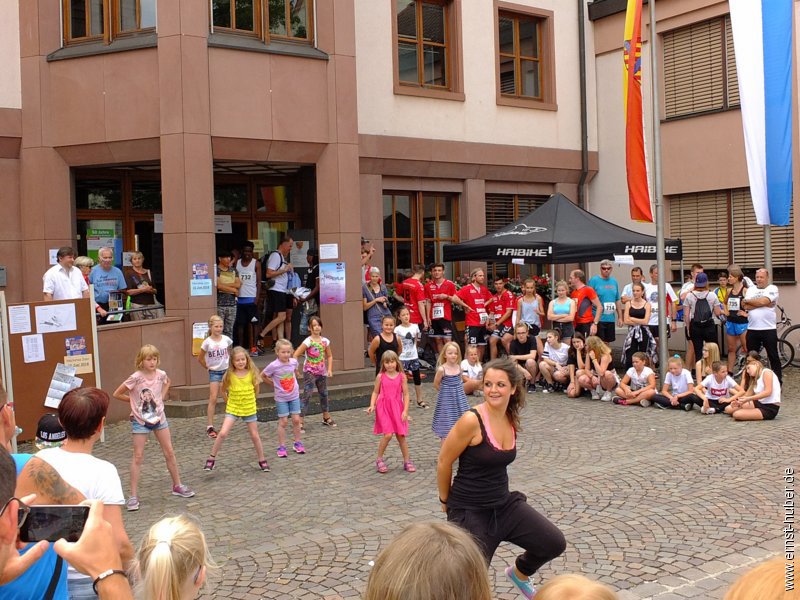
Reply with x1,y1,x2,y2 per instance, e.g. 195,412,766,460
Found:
601,266,612,271
0,497,31,530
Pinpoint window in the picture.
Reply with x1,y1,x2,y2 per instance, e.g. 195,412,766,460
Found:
485,194,547,279
669,188,795,282
393,0,464,100
63,0,156,43
211,0,314,41
495,4,555,110
663,15,740,119
383,192,459,282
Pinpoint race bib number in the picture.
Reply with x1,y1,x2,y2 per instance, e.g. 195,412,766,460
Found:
432,305,445,320
479,311,488,325
727,297,740,312
240,272,253,282
603,302,616,315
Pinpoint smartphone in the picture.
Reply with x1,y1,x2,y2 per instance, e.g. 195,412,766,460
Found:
20,505,90,543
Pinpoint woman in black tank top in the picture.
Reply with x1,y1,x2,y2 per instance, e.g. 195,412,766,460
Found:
437,359,565,596
724,267,749,372
621,282,656,369
367,315,401,375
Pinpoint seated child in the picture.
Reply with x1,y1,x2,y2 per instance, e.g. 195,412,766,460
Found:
652,356,700,411
694,360,743,414
509,322,538,392
538,329,570,393
613,352,656,406
460,345,483,396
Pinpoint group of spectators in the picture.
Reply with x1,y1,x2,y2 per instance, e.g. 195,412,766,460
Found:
42,246,163,323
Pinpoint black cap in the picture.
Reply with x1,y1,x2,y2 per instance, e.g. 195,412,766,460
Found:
35,413,66,449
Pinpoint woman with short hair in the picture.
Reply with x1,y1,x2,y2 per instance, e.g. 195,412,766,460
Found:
124,251,164,320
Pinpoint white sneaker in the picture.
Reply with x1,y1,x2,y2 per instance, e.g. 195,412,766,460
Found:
706,407,716,415
590,389,600,400
640,399,652,408
600,391,613,402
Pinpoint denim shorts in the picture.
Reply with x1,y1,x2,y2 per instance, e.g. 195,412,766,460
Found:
131,418,169,434
276,398,301,417
209,369,226,383
225,413,258,423
726,321,748,336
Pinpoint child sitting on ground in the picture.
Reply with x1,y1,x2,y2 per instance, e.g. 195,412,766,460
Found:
460,345,483,396
651,355,699,411
613,352,656,406
695,361,743,414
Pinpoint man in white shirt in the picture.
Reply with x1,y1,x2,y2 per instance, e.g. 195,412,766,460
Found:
620,266,645,304
743,268,782,383
43,246,90,301
678,263,704,366
645,264,678,354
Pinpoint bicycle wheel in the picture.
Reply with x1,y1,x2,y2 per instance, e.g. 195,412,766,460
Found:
780,323,800,367
777,338,795,370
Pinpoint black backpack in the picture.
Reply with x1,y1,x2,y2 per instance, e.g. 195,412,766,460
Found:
691,293,713,325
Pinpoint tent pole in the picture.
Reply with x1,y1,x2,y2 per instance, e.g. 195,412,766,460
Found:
649,0,668,380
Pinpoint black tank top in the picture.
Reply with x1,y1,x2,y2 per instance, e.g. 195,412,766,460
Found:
629,304,647,321
727,285,748,324
447,408,516,509
375,334,398,374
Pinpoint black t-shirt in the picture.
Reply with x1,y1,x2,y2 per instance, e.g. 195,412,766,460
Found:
304,264,319,298
510,338,535,365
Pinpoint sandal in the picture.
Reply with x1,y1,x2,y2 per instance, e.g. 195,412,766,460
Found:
203,457,216,471
416,400,429,409
403,460,417,473
322,416,337,427
206,426,218,439
376,458,388,474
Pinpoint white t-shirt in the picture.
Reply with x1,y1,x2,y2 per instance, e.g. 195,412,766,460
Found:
744,284,779,330
626,366,654,390
394,324,420,361
753,370,781,404
664,369,693,395
36,447,125,582
267,251,290,292
42,264,89,299
646,282,678,326
684,291,721,323
461,359,482,380
544,342,569,366
201,335,233,371
701,374,738,399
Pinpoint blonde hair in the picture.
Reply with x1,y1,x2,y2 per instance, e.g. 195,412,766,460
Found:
133,515,214,600
274,338,293,353
585,336,611,358
701,342,721,374
536,574,618,600
364,521,491,600
380,350,400,373
555,279,569,293
74,255,94,269
437,342,462,367
222,346,259,390
723,558,785,600
667,356,684,369
135,344,160,370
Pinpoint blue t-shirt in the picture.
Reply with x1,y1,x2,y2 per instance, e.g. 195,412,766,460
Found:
0,454,68,600
89,266,127,303
588,275,620,323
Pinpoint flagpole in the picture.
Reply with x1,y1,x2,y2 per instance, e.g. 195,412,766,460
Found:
764,226,772,274
647,0,668,380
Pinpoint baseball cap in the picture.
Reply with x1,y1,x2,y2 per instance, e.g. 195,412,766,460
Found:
35,413,66,450
694,272,709,287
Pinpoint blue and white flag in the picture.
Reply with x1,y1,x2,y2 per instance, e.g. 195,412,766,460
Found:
729,0,793,226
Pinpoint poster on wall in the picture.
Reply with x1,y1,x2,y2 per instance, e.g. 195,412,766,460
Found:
86,229,123,265
320,262,346,305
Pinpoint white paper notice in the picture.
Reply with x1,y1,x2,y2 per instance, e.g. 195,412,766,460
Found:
35,304,77,334
214,215,232,234
613,254,635,265
22,334,45,363
45,364,82,408
154,213,164,233
319,243,339,260
8,305,32,334
511,258,525,265
49,249,59,265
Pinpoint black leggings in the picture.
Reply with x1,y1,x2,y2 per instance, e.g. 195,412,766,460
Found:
652,393,700,409
746,329,783,383
447,491,566,577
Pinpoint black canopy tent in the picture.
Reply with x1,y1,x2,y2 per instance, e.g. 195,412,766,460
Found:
443,193,682,264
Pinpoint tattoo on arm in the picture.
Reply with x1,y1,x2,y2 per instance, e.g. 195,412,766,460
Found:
24,457,85,504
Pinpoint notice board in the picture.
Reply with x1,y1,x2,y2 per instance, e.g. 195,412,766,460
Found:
0,293,100,442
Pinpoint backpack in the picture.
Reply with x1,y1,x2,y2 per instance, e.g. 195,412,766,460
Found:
261,251,285,288
691,292,713,325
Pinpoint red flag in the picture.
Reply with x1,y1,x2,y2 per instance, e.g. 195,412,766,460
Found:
623,0,654,222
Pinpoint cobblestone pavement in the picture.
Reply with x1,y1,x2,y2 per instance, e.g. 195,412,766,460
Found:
84,369,797,599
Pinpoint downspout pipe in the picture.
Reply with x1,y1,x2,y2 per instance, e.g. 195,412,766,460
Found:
577,0,589,210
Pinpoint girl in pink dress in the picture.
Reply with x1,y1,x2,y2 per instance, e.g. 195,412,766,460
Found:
367,350,415,474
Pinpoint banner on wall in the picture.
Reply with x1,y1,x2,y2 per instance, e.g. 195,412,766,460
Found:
86,229,123,266
320,262,346,305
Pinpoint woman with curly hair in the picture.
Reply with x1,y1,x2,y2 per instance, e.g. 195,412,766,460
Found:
437,358,565,599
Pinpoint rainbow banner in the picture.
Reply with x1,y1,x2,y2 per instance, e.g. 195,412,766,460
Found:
729,0,793,226
622,0,653,223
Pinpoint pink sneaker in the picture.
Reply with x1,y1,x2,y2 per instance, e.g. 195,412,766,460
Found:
277,446,288,458
293,441,306,454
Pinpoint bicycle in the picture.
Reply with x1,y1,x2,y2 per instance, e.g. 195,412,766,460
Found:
777,305,800,368
732,338,795,378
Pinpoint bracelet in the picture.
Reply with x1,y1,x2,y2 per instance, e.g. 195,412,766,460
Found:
93,569,127,594
439,496,447,504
